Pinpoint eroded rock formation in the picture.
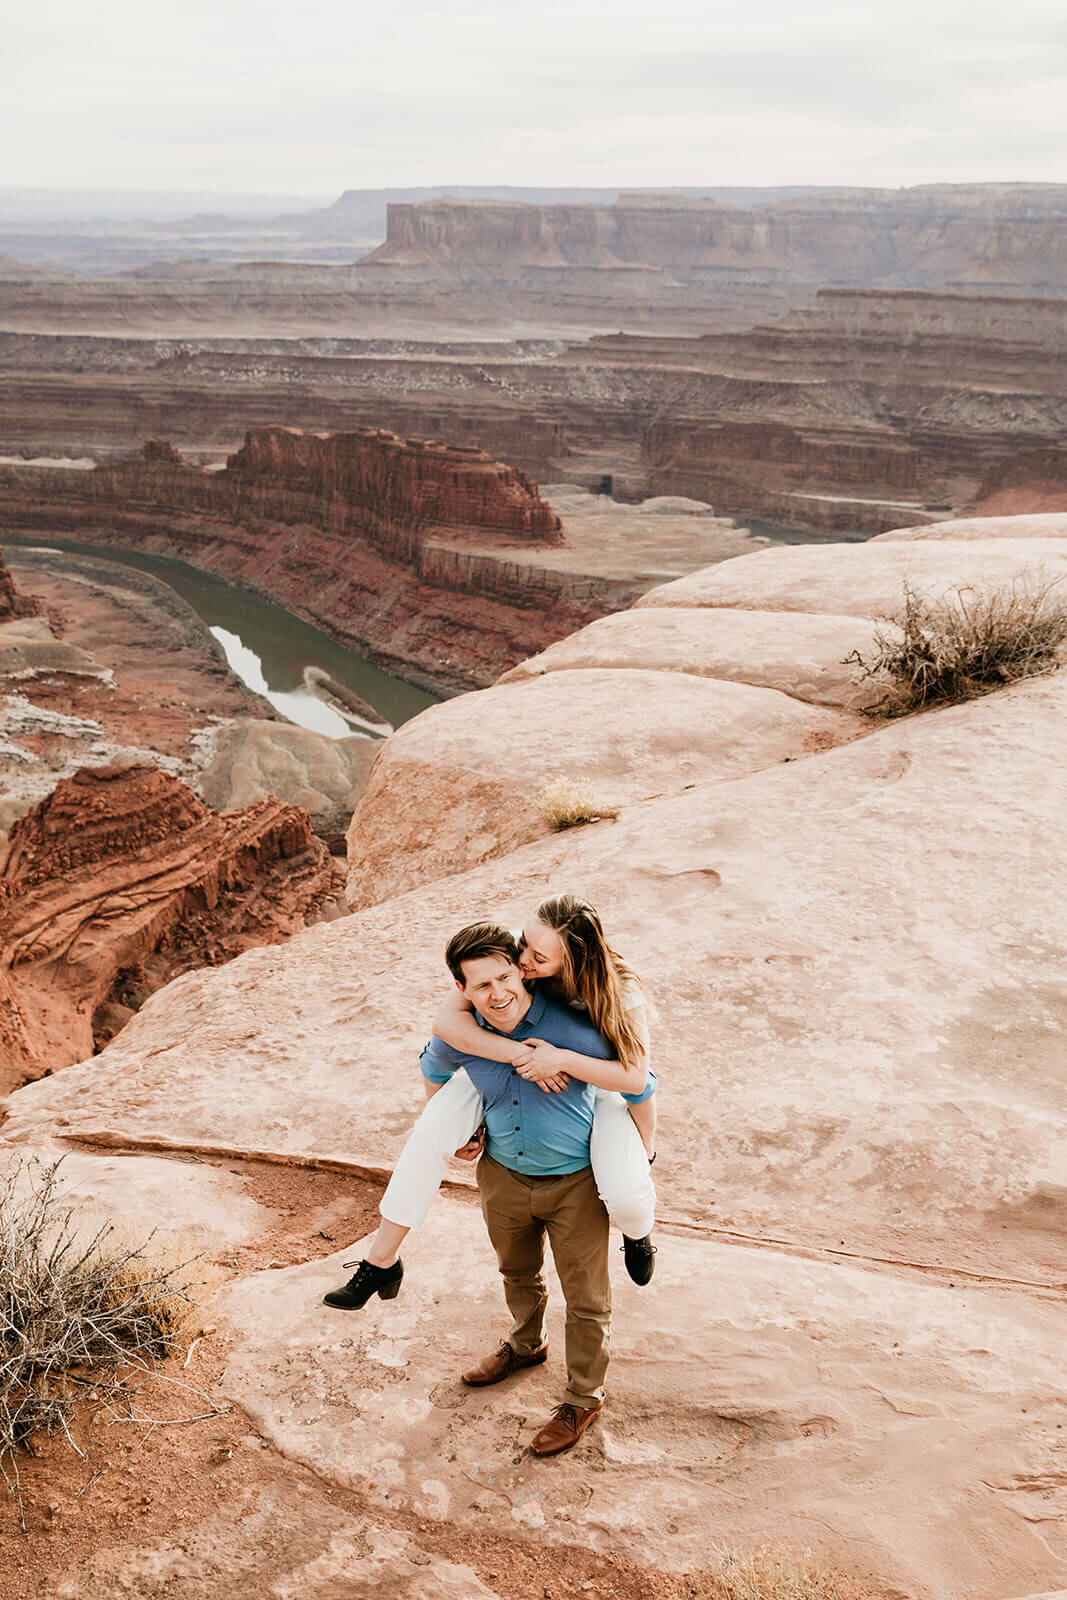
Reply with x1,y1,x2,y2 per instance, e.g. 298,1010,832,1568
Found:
2,288,1063,536
373,186,1067,305
5,184,1067,340
593,289,1067,528
0,428,670,693
0,763,340,1086
0,542,36,620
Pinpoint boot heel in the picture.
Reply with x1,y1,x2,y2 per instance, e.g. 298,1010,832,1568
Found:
378,1279,401,1300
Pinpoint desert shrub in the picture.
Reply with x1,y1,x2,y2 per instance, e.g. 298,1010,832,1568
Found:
0,1158,198,1493
845,576,1067,717
676,1545,876,1600
536,776,603,830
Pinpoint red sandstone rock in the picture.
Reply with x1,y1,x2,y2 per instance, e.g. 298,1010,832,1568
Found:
142,437,184,464
0,543,37,619
227,426,562,540
0,546,17,618
0,764,339,1086
0,429,615,693
963,446,1067,517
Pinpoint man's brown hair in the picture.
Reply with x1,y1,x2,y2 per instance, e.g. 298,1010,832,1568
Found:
445,922,521,984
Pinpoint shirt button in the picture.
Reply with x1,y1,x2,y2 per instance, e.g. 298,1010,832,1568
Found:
514,1125,520,1131
512,1099,518,1105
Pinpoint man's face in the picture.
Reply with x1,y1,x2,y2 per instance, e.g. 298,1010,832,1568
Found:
458,953,533,1034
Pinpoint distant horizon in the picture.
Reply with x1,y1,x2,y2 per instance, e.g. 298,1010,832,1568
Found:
3,176,1065,227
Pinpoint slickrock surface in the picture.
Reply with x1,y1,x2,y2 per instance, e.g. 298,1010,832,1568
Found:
497,606,881,709
217,1201,1065,1600
874,512,1067,542
636,538,1067,616
45,1488,502,1600
0,764,340,1085
1,1141,273,1256
2,523,1065,1598
9,671,1064,1281
344,669,857,908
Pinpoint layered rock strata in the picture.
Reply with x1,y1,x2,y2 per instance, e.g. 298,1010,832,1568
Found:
2,289,1063,536
0,763,340,1086
965,444,1067,516
599,289,1067,528
5,184,1067,339
0,430,695,693
373,186,1067,304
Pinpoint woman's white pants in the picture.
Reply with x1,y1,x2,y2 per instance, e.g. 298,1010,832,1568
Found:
379,1071,656,1239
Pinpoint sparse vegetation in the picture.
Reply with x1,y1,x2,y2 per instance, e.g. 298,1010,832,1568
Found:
536,775,604,830
675,1545,877,1600
0,1158,201,1507
846,575,1067,717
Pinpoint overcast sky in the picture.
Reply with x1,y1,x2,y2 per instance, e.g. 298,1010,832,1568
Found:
5,0,1067,197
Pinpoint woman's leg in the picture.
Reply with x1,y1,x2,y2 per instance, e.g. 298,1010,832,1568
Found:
589,1089,656,1240
367,1072,485,1263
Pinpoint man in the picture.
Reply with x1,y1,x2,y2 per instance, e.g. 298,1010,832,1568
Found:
422,922,656,1457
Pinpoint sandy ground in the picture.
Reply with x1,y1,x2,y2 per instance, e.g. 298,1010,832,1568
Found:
0,1156,882,1600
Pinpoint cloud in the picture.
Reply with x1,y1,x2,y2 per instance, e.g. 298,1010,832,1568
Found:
3,0,1066,192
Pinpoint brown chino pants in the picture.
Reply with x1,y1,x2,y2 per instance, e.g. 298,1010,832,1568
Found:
476,1152,611,1410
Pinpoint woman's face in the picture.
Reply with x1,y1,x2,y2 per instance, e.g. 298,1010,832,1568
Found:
519,920,564,981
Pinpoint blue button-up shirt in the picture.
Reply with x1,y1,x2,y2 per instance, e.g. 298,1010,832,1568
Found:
420,987,656,1177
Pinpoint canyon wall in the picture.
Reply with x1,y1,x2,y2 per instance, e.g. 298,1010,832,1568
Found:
6,183,1067,341
0,429,649,693
374,186,1067,295
2,288,1063,535
612,288,1067,527
964,445,1067,515
0,763,340,1086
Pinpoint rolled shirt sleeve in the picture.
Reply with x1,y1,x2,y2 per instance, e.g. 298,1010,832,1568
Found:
420,1035,465,1085
620,1067,657,1106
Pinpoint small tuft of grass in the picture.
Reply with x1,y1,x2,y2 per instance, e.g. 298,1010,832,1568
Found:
535,776,604,830
0,1158,202,1508
674,1545,878,1600
845,575,1067,717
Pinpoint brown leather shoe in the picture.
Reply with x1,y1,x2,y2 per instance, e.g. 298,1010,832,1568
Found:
529,1402,601,1456
461,1340,548,1387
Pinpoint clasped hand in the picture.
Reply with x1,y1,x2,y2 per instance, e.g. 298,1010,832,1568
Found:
512,1038,570,1094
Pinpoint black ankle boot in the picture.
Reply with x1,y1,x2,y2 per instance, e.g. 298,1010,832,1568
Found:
621,1235,656,1286
323,1258,404,1310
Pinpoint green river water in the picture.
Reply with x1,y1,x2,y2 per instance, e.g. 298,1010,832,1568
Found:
8,539,438,737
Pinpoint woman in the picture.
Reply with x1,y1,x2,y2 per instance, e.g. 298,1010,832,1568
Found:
323,895,657,1310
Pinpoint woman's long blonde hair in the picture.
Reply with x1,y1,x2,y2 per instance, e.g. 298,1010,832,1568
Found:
535,894,645,1071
